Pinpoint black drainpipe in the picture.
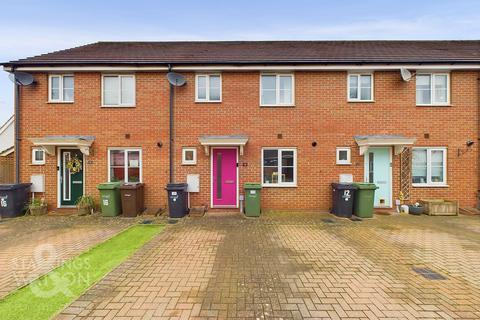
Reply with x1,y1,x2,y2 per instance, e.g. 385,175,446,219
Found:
13,68,20,184
168,64,174,184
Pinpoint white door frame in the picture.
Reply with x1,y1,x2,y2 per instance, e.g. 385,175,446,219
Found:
57,147,86,208
210,146,239,209
363,146,393,208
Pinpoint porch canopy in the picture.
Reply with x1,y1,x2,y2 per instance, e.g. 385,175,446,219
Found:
354,135,416,155
29,135,95,156
199,135,248,156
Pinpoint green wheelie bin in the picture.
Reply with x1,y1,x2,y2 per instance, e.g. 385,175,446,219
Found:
97,182,122,216
244,183,262,217
352,183,378,218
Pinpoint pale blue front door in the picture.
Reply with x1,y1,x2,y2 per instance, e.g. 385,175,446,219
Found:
364,147,391,207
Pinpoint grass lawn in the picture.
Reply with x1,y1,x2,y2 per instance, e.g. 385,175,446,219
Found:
0,224,163,320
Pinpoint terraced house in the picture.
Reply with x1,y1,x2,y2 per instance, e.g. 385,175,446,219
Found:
2,41,480,212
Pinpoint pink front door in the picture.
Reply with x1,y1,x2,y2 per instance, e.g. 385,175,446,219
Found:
212,148,237,207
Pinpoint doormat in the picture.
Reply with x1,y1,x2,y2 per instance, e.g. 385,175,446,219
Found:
412,267,447,280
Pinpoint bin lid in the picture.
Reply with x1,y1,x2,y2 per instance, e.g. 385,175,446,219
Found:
352,182,378,190
97,182,122,190
120,183,144,190
0,183,32,191
244,183,262,190
165,183,188,191
331,183,358,190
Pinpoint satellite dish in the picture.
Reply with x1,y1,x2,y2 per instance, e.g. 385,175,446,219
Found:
8,72,35,86
166,72,186,86
400,68,413,82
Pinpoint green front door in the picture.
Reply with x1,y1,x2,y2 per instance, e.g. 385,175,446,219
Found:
364,147,391,207
60,149,84,206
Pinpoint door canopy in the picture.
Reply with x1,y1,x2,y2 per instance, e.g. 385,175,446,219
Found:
354,135,416,155
29,136,95,156
199,135,248,156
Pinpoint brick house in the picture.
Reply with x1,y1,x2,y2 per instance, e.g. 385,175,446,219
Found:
2,41,479,212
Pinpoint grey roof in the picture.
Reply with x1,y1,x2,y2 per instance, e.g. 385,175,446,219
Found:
4,40,480,66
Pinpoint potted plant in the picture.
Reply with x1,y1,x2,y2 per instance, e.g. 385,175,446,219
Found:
408,202,424,215
75,195,95,216
27,197,47,216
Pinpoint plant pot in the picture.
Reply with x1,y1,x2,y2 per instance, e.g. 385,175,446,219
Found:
77,207,91,216
30,205,47,216
408,205,424,215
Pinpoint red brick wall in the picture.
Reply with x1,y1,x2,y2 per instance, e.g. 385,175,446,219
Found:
18,70,479,211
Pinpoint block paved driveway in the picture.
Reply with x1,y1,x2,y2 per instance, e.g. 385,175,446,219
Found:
0,215,133,299
59,212,480,320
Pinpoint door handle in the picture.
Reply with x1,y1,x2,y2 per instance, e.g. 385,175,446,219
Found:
72,181,82,184
224,180,234,184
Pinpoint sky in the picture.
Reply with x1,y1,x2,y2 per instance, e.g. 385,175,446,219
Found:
1,0,480,124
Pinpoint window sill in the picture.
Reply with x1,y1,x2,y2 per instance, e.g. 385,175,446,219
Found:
262,184,297,188
260,105,296,108
412,184,449,188
195,100,222,104
347,100,375,103
336,162,352,165
47,101,74,104
416,104,452,107
101,105,136,108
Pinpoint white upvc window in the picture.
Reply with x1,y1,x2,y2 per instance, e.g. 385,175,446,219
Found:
262,148,297,187
348,73,373,101
49,75,74,102
260,74,294,106
108,148,142,183
195,74,221,102
182,148,197,165
336,147,351,165
32,148,45,165
416,73,450,106
102,75,135,107
412,148,447,186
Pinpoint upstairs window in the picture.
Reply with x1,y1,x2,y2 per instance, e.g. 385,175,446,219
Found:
196,74,221,102
412,148,447,186
416,73,450,106
348,74,373,101
102,75,135,107
260,74,294,106
49,75,74,102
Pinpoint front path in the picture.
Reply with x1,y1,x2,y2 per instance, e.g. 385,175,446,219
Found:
0,215,133,299
58,212,480,319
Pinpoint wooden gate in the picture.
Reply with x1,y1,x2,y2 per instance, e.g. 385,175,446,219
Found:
0,154,14,183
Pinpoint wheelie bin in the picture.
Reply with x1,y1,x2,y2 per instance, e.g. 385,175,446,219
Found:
331,183,357,218
244,183,262,217
97,182,122,216
352,183,378,218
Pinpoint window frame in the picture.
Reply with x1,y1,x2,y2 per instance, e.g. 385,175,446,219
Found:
101,74,136,107
415,73,450,106
195,74,222,102
260,73,295,107
48,74,74,103
347,73,374,102
412,147,447,187
107,148,142,183
336,147,351,165
32,148,45,165
261,147,297,187
182,147,197,165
